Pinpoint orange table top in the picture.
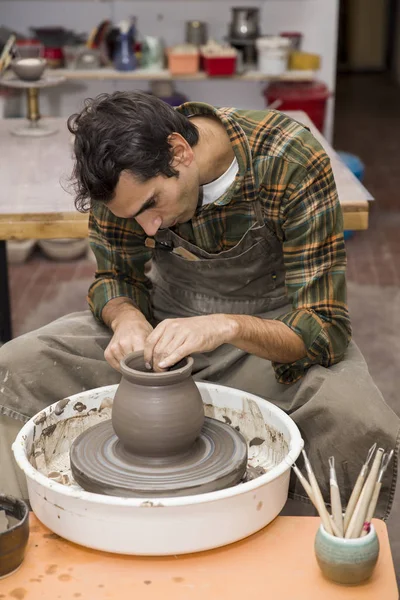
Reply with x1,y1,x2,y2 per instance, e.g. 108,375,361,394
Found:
0,514,397,599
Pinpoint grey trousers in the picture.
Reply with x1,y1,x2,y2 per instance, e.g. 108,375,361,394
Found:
0,310,399,521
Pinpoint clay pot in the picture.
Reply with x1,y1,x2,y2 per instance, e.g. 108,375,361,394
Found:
112,351,204,458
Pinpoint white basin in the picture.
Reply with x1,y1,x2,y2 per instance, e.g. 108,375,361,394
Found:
13,382,303,555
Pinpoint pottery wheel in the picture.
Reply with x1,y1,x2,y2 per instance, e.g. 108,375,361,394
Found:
70,417,248,498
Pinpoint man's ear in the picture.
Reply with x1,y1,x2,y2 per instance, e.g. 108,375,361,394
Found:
168,133,194,168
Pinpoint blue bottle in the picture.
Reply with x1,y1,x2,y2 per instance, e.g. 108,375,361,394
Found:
114,20,136,71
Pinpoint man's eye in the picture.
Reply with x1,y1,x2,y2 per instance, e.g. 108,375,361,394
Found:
132,196,158,219
144,197,157,212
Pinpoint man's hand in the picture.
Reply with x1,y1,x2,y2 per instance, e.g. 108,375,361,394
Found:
102,298,153,371
143,312,307,372
105,318,153,371
143,315,235,371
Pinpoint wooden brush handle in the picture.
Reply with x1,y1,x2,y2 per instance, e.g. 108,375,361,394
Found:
330,481,344,537
345,448,384,539
344,471,365,533
308,470,333,535
361,482,381,537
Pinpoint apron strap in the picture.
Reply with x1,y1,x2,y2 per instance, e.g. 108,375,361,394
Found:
253,198,278,243
254,198,265,227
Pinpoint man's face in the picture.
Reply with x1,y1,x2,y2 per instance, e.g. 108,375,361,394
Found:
107,135,200,236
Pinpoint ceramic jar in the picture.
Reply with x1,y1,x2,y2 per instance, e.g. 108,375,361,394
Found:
314,524,379,585
112,351,204,457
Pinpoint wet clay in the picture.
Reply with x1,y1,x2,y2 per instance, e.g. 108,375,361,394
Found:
70,417,248,497
69,351,248,497
112,352,205,457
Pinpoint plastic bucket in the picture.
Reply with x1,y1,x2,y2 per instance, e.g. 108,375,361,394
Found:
265,81,331,132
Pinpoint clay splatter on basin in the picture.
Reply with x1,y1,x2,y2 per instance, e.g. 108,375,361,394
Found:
13,383,302,555
29,395,288,494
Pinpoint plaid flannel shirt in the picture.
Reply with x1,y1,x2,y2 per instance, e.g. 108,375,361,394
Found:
88,102,352,383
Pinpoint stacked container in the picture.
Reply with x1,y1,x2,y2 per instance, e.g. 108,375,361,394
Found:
167,44,199,75
255,36,291,76
200,41,237,76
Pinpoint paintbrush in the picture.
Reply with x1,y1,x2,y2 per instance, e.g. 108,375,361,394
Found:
329,456,344,537
345,447,385,539
302,450,334,535
361,449,394,537
343,443,376,533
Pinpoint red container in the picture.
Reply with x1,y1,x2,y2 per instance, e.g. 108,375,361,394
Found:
43,47,65,68
203,56,236,77
264,81,330,132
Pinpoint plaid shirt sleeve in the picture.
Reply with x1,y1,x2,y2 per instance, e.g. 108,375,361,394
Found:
271,155,352,384
87,203,153,323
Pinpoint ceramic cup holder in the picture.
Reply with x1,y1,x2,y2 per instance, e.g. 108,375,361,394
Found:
314,523,379,585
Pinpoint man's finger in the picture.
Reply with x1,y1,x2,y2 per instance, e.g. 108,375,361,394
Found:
119,338,144,357
143,324,166,367
104,349,121,372
157,343,191,370
152,328,183,359
153,334,187,367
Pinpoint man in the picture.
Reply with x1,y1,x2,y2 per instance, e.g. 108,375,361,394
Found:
0,91,398,517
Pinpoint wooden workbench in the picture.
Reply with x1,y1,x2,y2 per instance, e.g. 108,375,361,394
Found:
52,66,316,82
0,514,397,599
0,111,371,242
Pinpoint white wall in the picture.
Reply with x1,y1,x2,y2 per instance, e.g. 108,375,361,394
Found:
0,0,339,140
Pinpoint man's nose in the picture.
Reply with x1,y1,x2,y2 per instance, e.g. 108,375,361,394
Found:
136,215,162,237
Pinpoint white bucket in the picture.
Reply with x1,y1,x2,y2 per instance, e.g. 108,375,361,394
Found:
256,36,291,76
13,382,303,555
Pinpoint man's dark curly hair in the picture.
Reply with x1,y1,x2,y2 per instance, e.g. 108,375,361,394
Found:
67,91,199,212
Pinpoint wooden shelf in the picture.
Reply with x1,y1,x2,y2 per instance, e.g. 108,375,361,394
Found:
53,67,315,82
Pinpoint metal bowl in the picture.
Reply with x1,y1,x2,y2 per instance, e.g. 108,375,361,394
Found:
10,58,47,82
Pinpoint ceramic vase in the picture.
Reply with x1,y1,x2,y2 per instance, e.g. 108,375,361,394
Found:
314,523,379,585
112,351,204,457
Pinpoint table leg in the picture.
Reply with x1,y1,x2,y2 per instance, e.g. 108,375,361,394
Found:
26,87,40,125
0,240,12,343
